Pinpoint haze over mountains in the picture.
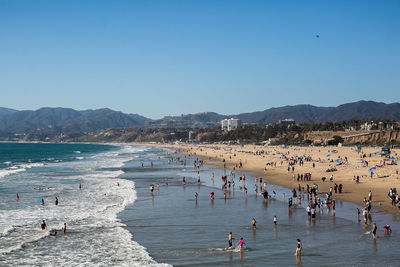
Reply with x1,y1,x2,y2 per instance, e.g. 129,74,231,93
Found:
0,101,399,135
0,107,149,134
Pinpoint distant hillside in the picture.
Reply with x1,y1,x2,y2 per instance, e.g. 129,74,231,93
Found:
0,101,399,141
145,112,225,128
0,107,150,134
235,101,400,124
0,107,17,117
147,101,400,127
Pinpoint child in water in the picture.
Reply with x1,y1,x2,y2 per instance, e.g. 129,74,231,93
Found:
238,237,245,249
295,239,302,255
372,223,377,239
251,218,257,228
227,232,233,248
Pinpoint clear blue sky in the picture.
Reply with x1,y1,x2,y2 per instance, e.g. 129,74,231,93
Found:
1,0,399,119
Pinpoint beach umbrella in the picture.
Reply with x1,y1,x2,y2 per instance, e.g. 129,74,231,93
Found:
368,167,376,172
389,157,394,160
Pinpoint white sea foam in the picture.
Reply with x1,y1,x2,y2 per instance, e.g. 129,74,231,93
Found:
0,226,16,237
1,162,46,178
0,162,44,178
0,162,45,176
0,145,169,266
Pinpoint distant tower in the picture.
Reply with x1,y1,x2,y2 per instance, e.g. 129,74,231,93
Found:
188,130,194,142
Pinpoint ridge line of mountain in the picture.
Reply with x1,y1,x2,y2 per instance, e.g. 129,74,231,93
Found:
0,100,399,135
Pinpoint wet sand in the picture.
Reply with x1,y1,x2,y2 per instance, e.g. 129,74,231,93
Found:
119,146,400,266
151,144,400,217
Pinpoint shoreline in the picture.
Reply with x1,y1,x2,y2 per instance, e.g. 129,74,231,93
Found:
120,144,400,266
4,140,399,217
146,143,400,219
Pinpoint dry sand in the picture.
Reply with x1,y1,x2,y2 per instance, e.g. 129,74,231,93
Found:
152,143,400,217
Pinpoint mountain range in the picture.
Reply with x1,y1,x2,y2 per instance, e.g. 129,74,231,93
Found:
0,101,399,136
0,107,149,135
235,101,400,124
145,100,400,127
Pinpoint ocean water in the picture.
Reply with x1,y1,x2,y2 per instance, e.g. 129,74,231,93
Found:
2,143,400,266
0,143,166,266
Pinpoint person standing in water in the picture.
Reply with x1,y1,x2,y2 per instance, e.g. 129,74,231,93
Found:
62,223,67,234
55,197,58,206
16,193,19,201
372,223,377,239
40,220,47,231
238,237,245,249
295,239,302,255
274,216,277,225
251,218,257,228
227,232,233,248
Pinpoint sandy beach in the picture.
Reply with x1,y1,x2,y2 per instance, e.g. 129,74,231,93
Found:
151,143,400,217
122,145,400,266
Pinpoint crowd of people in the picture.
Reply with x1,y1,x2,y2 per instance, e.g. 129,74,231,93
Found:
172,149,393,255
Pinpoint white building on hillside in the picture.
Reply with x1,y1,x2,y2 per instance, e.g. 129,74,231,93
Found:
221,118,241,131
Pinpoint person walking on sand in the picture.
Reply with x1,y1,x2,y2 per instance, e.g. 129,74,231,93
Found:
295,239,302,255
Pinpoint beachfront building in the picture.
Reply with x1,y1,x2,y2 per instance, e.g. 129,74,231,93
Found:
221,119,229,131
221,118,241,131
278,118,296,128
